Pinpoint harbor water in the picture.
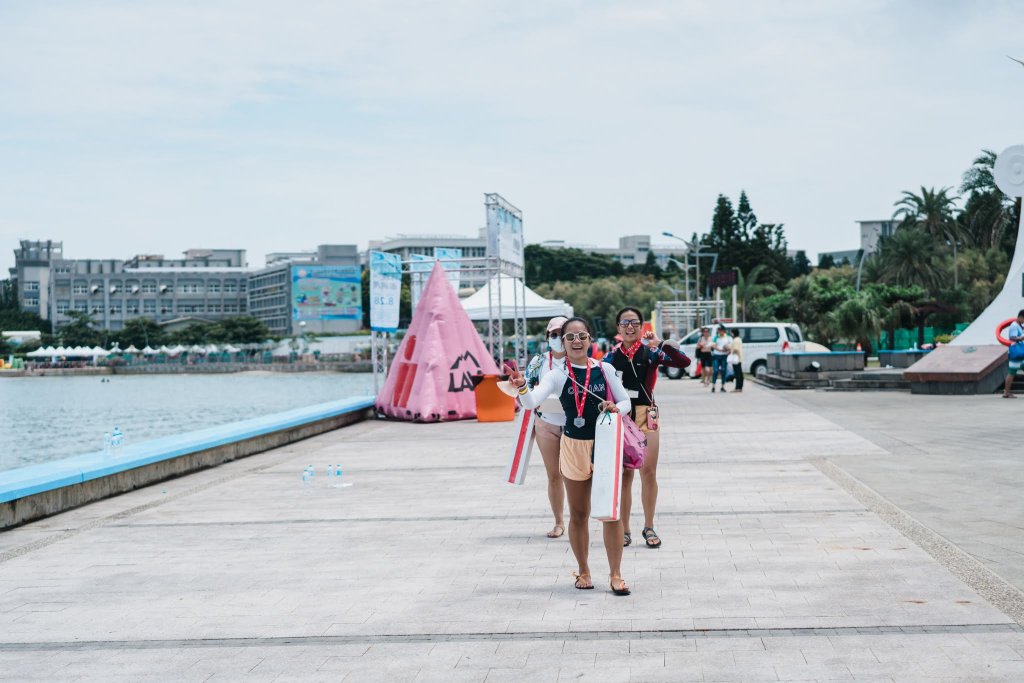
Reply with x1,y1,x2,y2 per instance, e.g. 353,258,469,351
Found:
0,372,375,473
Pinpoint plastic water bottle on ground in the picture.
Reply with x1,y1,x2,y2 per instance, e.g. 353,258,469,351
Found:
110,426,123,448
301,465,313,491
332,464,351,488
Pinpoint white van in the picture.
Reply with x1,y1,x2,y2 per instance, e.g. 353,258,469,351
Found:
665,322,806,379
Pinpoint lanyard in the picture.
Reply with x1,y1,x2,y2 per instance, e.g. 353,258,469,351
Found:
568,360,592,422
620,341,642,360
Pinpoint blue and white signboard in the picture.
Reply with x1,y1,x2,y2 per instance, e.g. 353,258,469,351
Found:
370,251,402,332
485,194,524,271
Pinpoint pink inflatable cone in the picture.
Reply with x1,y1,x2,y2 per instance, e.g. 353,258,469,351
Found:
376,261,499,421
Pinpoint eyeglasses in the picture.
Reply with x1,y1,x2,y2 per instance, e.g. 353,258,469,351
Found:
563,332,591,342
547,331,561,338
618,320,642,328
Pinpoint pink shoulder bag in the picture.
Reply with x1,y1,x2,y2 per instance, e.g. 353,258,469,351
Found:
602,367,647,470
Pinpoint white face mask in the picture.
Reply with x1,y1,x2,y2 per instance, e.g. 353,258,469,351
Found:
548,337,564,353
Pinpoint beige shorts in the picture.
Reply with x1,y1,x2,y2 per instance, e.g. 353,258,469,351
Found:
559,435,594,481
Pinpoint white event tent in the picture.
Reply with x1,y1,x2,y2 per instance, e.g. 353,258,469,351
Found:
460,277,573,321
26,346,110,358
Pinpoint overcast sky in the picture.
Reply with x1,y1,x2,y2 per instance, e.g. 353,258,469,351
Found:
2,1,1022,275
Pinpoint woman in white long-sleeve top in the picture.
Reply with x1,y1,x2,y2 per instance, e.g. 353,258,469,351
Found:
507,317,634,595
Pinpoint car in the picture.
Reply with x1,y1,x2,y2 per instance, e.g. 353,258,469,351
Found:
666,322,806,379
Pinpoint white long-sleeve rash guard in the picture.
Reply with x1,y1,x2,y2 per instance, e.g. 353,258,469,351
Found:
518,359,632,416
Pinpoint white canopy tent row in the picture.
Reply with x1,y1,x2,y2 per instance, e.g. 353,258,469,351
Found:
26,346,110,358
460,277,573,321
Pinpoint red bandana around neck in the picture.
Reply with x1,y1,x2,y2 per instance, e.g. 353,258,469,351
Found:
620,340,643,360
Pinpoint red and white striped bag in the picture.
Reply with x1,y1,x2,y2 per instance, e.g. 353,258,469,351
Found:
591,411,624,521
505,406,536,485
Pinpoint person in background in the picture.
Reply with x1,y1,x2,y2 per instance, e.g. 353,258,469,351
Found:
697,327,713,386
524,316,569,537
603,306,690,550
730,328,744,393
710,325,732,393
1003,309,1024,399
508,317,634,595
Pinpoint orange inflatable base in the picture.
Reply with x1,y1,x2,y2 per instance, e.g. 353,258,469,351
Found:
474,375,516,422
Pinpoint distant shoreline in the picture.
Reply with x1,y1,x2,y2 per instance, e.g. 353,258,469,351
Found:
0,362,372,378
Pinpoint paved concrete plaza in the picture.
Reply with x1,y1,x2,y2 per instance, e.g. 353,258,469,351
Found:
1,379,1023,681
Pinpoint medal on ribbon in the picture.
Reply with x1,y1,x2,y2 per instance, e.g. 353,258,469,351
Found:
570,361,591,429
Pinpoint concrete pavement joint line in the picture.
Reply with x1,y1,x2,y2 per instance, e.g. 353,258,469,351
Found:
0,454,297,565
0,623,1019,652
809,457,1024,627
252,458,818,474
107,509,868,528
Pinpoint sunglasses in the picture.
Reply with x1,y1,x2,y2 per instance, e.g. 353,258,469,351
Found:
618,320,642,328
547,330,561,338
563,332,591,342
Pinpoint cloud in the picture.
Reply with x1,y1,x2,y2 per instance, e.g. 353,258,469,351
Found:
1,0,1022,273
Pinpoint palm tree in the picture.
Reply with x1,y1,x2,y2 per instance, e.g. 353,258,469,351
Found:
875,228,947,294
960,150,998,195
734,264,773,322
959,149,1019,251
892,186,961,287
831,295,882,356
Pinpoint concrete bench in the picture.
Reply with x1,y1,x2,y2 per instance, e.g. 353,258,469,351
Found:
768,351,865,378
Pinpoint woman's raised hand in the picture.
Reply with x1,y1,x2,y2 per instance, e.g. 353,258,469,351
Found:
508,367,526,389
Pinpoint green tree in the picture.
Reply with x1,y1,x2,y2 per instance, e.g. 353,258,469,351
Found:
830,294,882,355
58,311,102,347
534,275,662,339
817,253,837,270
0,279,17,309
863,283,925,349
702,192,790,289
736,191,758,236
524,245,624,286
170,323,213,345
892,186,960,286
788,250,811,278
874,228,947,294
958,150,1019,254
633,250,662,277
784,267,857,347
210,316,271,344
0,279,50,333
114,317,166,348
734,265,775,322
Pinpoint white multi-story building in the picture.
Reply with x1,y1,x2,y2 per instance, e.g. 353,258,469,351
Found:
11,240,250,331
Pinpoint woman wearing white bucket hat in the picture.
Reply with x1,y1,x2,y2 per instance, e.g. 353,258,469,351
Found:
522,315,570,538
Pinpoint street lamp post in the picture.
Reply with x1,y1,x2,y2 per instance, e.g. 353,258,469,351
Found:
665,257,696,302
662,232,707,301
